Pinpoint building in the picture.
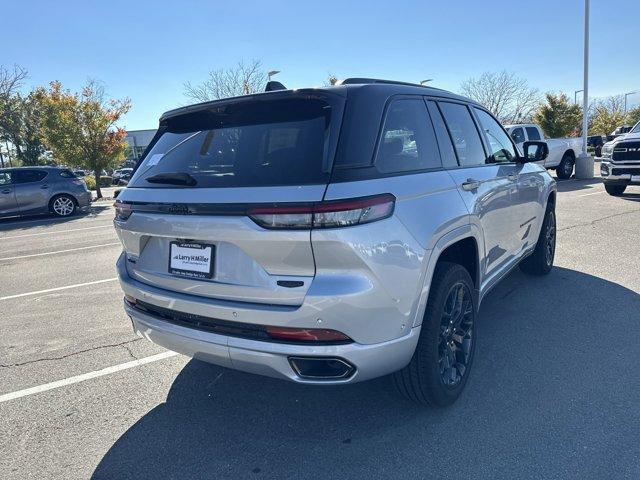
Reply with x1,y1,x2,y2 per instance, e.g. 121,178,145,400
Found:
124,129,156,167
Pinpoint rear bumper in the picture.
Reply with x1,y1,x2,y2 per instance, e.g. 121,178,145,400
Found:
117,255,420,384
76,191,92,208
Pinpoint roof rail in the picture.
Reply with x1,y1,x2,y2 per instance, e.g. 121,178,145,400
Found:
338,78,428,88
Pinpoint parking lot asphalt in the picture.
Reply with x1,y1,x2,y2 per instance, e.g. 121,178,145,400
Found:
1,179,639,480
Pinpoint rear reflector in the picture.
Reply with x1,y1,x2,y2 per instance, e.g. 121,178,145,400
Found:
248,193,395,230
266,326,351,342
114,201,133,221
289,357,355,379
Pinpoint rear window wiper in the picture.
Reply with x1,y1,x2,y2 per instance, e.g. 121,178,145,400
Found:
145,172,197,186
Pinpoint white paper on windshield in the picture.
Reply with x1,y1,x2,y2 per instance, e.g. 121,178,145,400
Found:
146,154,164,166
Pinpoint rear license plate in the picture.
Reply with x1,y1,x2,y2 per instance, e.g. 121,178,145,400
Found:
169,242,214,279
631,175,640,182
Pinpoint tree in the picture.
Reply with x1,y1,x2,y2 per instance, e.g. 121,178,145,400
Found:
0,65,46,165
38,80,131,198
459,71,540,124
533,93,582,138
184,59,267,102
589,95,626,135
625,106,640,127
324,74,339,86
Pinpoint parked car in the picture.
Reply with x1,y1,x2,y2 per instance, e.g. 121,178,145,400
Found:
600,121,640,196
504,124,582,179
0,166,91,218
112,168,133,185
606,125,633,142
587,135,605,157
114,78,556,406
73,169,87,177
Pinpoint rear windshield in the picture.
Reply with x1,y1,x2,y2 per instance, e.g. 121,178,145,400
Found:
129,96,339,188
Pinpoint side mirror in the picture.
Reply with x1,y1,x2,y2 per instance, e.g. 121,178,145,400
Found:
521,141,549,162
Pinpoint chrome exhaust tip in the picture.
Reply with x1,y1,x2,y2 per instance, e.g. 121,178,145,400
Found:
288,357,355,380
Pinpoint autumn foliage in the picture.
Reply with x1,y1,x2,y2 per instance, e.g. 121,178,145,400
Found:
37,80,131,198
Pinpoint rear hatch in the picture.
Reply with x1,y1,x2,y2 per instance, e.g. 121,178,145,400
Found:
115,91,345,306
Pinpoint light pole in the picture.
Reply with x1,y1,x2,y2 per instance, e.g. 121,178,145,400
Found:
420,79,433,85
576,0,594,179
624,90,639,113
574,89,583,104
268,70,280,82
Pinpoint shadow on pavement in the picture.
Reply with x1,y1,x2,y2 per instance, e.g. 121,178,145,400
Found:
555,177,602,193
619,191,640,202
93,267,640,480
0,205,111,232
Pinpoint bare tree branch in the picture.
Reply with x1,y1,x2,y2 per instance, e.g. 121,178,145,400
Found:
0,64,28,101
184,59,267,102
460,71,541,124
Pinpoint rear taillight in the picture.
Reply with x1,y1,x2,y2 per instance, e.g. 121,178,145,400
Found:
114,201,132,221
248,194,395,229
265,326,351,342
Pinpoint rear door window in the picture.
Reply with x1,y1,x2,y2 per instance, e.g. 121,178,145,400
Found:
438,102,487,167
374,99,441,173
130,96,341,188
525,126,541,141
59,169,76,178
0,172,12,185
426,100,459,168
14,170,48,183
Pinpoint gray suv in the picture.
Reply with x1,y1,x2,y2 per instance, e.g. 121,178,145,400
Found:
115,79,556,406
0,166,91,218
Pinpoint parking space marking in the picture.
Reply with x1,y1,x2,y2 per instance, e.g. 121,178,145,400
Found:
0,351,179,403
0,211,114,228
0,225,113,240
0,242,120,261
576,191,605,197
0,278,117,301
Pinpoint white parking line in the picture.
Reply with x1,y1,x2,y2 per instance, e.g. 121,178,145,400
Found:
0,242,120,261
0,351,179,403
0,225,113,240
0,211,113,228
0,278,117,301
576,191,605,197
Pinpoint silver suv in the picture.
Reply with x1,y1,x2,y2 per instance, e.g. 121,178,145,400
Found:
115,79,556,406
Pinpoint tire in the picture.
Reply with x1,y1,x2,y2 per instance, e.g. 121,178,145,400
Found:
49,194,77,217
604,184,626,196
556,153,574,179
519,205,556,275
393,262,477,407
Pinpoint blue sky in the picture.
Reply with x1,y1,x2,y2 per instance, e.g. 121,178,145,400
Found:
4,0,639,130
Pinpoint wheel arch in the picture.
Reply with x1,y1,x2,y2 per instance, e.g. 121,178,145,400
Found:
546,189,556,210
48,192,79,212
412,225,482,328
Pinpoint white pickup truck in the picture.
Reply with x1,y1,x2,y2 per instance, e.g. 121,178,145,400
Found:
504,124,582,179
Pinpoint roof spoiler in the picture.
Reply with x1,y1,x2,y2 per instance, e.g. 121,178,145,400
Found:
265,81,287,92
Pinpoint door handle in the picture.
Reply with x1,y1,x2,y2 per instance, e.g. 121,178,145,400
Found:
1,188,11,194
507,174,519,181
461,179,480,191
40,184,49,189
